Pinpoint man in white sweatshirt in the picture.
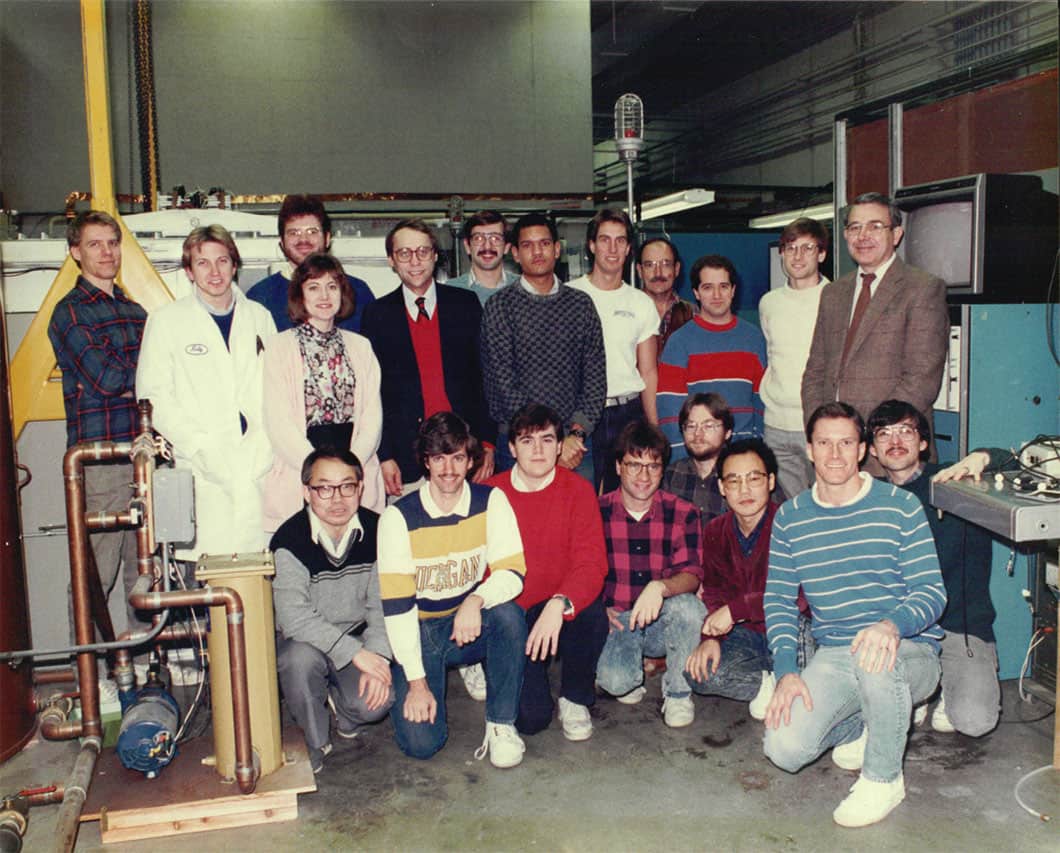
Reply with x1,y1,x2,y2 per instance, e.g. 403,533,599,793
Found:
758,218,830,498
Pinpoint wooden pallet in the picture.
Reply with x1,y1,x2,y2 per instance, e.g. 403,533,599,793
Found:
81,728,316,844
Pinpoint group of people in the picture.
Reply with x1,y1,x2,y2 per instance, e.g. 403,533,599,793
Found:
48,190,1000,828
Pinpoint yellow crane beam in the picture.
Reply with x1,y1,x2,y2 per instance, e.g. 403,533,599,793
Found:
8,0,173,440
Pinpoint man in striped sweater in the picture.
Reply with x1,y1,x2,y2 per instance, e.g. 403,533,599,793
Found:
657,254,767,459
763,402,946,828
378,412,529,768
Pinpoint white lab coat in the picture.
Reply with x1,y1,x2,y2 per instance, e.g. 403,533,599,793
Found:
136,288,276,560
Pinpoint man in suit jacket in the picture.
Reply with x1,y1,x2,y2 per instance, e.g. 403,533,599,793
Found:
801,192,948,474
361,219,495,497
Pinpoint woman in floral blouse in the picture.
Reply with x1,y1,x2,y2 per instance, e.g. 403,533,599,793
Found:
262,253,384,531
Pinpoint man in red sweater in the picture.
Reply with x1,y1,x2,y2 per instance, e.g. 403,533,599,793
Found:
489,403,609,741
684,438,787,719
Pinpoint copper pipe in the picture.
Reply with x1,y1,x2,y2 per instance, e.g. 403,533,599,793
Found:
84,511,136,530
62,440,132,741
32,668,75,686
53,738,99,853
129,585,257,794
38,697,79,741
19,787,65,808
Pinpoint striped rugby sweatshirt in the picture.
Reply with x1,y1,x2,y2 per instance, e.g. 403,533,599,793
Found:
764,474,946,679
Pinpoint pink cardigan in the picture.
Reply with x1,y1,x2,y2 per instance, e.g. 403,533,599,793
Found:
261,327,385,533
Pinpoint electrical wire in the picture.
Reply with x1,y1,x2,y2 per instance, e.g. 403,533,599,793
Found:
1014,764,1054,822
170,551,210,744
1018,628,1049,702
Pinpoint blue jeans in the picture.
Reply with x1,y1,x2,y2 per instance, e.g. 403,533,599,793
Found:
389,602,526,760
592,397,644,493
517,596,608,735
763,640,940,783
596,593,705,700
685,625,771,701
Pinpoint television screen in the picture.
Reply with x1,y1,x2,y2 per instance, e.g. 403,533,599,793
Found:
901,201,973,289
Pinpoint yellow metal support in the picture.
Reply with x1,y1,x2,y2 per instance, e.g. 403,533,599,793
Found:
8,0,173,440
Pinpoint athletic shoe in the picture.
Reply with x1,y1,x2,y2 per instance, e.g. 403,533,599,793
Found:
913,703,929,726
615,686,647,705
931,693,955,733
662,695,695,728
459,664,487,701
832,774,906,827
557,698,593,741
310,741,333,775
473,723,525,768
748,671,776,720
831,728,868,771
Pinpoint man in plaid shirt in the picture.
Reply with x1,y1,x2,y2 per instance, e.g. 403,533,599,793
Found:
596,420,706,728
48,210,147,640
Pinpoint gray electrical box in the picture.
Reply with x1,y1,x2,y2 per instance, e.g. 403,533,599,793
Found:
152,468,196,545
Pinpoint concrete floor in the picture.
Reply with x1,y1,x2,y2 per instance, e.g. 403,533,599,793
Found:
3,673,1057,852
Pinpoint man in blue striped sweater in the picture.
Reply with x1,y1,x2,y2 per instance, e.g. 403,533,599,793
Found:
762,402,946,828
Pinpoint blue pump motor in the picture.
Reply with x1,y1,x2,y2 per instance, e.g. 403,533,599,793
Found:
116,684,180,778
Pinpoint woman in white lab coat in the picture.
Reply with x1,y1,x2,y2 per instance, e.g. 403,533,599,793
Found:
261,253,384,533
136,224,276,560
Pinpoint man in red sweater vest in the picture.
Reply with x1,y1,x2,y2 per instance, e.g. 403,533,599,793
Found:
684,438,788,719
488,403,609,742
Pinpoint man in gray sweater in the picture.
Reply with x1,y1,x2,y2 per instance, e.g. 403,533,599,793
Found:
272,447,394,773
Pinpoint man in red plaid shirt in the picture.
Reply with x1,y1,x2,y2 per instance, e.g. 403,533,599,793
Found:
595,420,706,728
48,210,147,642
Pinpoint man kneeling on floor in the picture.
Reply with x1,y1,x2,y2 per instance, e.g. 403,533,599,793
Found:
272,448,395,775
489,403,609,741
378,412,529,767
596,420,706,727
762,402,946,827
684,438,801,718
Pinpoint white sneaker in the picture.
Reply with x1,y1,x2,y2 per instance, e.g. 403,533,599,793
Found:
662,695,695,728
913,703,929,726
931,693,955,733
458,664,487,701
832,774,906,827
615,685,647,705
748,671,775,720
473,722,525,768
557,698,593,741
831,727,868,771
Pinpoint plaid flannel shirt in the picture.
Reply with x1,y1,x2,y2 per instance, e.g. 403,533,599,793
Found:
661,457,727,523
599,488,703,612
48,277,147,446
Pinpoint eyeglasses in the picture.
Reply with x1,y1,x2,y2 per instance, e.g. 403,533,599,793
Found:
721,471,769,489
782,242,821,257
470,233,506,246
621,460,663,475
873,424,919,442
641,260,675,271
284,227,322,239
308,481,360,499
683,421,725,435
843,221,892,237
392,246,435,262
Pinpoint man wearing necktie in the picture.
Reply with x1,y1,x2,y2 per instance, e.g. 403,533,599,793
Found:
361,219,495,499
801,193,948,475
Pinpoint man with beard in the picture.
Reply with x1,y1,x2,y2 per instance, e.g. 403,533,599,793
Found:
637,238,694,357
247,194,374,332
661,392,733,523
448,210,518,304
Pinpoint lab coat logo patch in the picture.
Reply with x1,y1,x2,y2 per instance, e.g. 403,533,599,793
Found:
185,343,209,356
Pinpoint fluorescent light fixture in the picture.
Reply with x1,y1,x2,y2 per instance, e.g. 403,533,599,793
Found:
749,203,834,229
634,189,715,220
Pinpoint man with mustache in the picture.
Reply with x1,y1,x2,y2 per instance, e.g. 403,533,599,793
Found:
637,237,694,357
448,210,518,305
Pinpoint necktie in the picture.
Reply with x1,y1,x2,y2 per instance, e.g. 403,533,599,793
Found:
415,296,429,322
841,272,875,364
